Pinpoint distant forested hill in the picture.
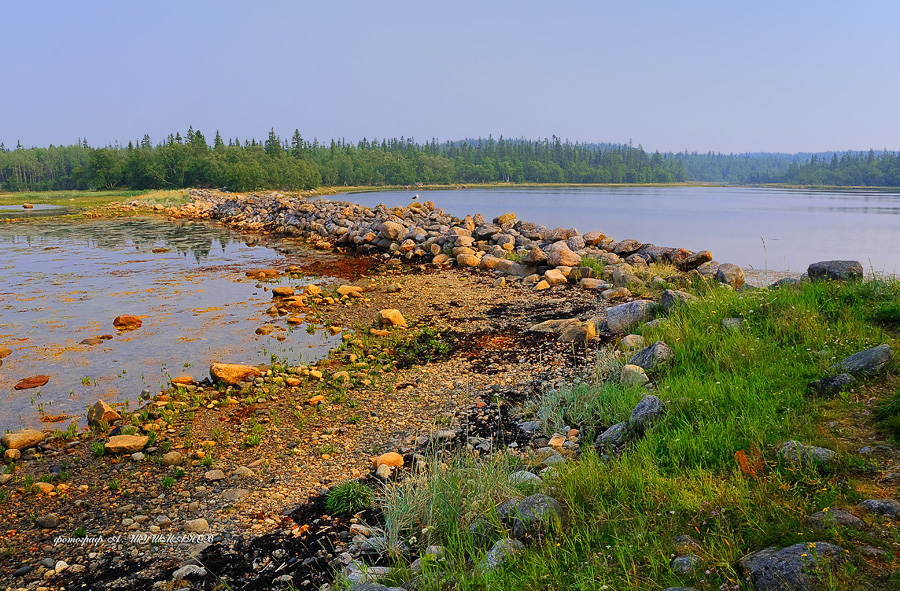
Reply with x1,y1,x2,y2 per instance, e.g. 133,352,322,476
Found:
0,131,897,191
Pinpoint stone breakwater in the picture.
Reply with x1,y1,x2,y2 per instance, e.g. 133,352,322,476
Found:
171,189,745,291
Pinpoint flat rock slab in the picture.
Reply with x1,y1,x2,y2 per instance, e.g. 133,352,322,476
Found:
779,441,837,468
807,508,864,529
830,344,892,377
105,434,149,454
14,375,50,390
738,542,851,591
1,429,45,450
210,363,261,385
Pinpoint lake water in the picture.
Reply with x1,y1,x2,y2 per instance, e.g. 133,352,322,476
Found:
0,218,339,430
340,186,900,275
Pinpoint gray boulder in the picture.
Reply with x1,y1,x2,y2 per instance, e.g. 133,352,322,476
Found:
480,538,524,571
670,554,703,574
830,344,892,377
807,260,863,282
857,498,900,517
628,341,674,371
595,423,630,448
778,441,837,468
630,395,664,432
613,238,642,256
511,494,569,537
661,289,698,311
738,542,851,591
806,508,864,530
807,373,857,396
715,263,745,288
607,300,659,334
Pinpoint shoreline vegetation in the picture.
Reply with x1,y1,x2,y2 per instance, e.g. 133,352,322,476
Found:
0,190,898,591
3,130,900,194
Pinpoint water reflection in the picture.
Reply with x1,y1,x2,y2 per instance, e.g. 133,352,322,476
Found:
0,217,338,430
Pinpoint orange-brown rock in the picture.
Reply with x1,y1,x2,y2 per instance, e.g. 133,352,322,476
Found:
0,346,11,359
1,429,45,450
272,286,295,297
87,400,121,426
105,434,149,454
376,309,407,328
210,363,261,385
171,375,193,386
113,315,142,330
372,452,404,469
308,395,325,405
14,375,50,390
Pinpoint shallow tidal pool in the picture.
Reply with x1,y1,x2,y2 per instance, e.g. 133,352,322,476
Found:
0,217,339,430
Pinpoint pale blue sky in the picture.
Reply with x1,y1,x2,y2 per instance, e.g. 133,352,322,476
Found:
2,1,898,153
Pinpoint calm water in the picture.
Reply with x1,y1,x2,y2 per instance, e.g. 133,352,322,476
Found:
341,186,900,274
0,218,339,430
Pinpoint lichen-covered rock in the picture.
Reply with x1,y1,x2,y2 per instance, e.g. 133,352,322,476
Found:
661,289,699,311
807,260,863,282
806,508,864,530
628,341,674,371
857,498,900,517
778,441,837,467
607,300,659,333
480,538,524,571
510,494,569,537
620,364,649,386
715,263,745,288
629,395,664,432
738,542,851,591
829,344,891,377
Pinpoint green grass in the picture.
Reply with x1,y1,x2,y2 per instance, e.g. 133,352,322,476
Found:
325,481,375,515
373,278,898,591
0,189,189,216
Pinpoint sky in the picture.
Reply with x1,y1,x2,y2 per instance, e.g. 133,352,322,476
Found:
2,1,898,154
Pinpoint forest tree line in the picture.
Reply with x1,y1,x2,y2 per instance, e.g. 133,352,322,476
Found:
0,129,898,191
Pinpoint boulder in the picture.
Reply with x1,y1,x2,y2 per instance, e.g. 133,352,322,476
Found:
376,309,407,328
778,440,837,467
379,221,404,240
521,247,548,265
676,250,712,271
0,429,45,450
613,239,642,256
580,278,609,290
620,364,649,386
510,494,569,537
738,542,851,591
474,223,501,240
582,231,605,245
630,395,664,432
629,341,674,371
546,246,581,268
857,498,900,517
87,400,121,426
14,375,50,390
612,265,642,288
162,451,184,467
558,321,596,342
105,434,149,454
457,253,481,267
661,289,698,311
595,423,630,447
715,263,745,288
210,363,261,385
113,315,142,330
806,508,864,530
373,452,404,469
807,260,863,282
829,344,891,377
543,269,568,287
480,538,524,571
337,285,364,297
493,212,517,226
272,286,295,297
607,300,659,333
807,373,857,396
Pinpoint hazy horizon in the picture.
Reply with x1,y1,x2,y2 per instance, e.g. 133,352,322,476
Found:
3,1,898,155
